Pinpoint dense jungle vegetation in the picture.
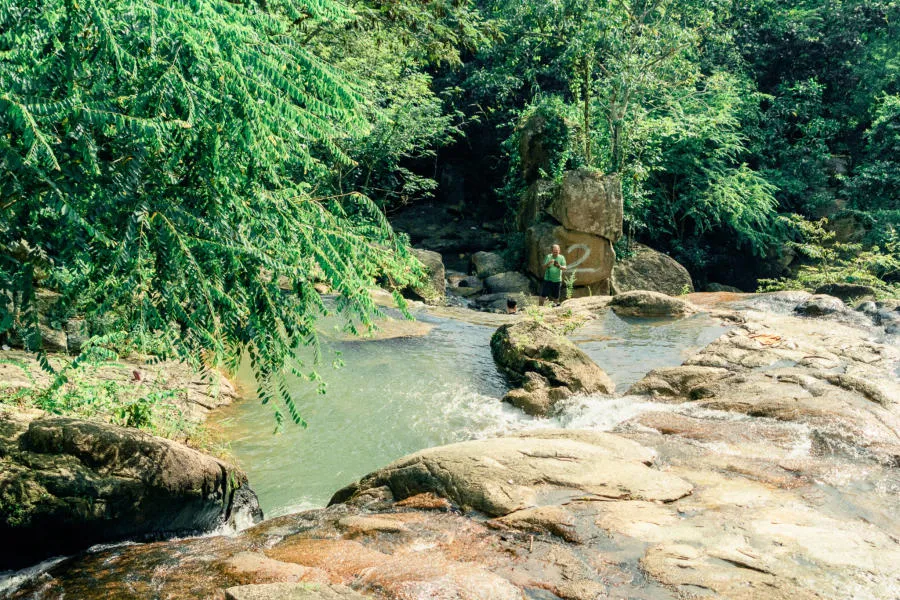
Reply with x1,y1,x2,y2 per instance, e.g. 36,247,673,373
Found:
1,0,898,421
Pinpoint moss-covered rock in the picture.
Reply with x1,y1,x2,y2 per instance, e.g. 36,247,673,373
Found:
0,409,261,570
490,320,614,415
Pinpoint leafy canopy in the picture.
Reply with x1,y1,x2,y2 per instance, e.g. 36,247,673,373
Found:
0,0,425,425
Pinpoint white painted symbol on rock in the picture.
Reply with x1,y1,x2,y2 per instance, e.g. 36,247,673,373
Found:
566,243,598,276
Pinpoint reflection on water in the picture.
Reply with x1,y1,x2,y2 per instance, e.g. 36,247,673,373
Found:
571,311,730,388
213,310,731,516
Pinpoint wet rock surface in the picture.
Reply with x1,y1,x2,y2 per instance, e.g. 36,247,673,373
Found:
490,320,615,415
6,292,900,600
0,411,259,570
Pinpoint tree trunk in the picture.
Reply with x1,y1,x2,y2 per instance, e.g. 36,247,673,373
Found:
582,55,592,165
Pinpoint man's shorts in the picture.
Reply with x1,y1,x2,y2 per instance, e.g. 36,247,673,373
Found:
541,280,562,300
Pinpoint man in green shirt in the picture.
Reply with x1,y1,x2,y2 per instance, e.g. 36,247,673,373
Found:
540,244,567,306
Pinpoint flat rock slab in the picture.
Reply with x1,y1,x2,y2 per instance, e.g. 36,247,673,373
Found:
330,431,692,516
225,583,368,600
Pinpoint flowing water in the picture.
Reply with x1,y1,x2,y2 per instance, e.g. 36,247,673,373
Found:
213,310,730,517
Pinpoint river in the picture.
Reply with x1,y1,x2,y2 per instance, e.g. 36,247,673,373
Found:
213,309,730,516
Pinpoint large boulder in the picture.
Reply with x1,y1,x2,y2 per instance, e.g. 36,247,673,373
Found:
502,372,572,416
491,320,615,414
610,243,694,296
546,169,623,241
472,292,536,313
0,410,261,570
409,248,445,305
794,294,846,317
609,290,696,318
516,179,556,233
448,275,484,298
813,283,877,303
484,271,532,294
471,251,508,279
794,294,872,327
330,431,691,516
526,222,615,287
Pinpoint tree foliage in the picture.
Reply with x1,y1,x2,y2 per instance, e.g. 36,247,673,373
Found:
0,0,431,425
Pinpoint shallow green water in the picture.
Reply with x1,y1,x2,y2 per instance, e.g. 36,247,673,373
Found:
213,309,730,517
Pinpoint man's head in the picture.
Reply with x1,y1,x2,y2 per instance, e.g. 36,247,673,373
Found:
506,298,518,314
551,244,560,256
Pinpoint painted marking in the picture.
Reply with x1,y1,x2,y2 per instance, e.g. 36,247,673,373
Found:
566,243,592,271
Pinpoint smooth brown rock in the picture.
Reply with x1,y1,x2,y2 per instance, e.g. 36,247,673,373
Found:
409,248,445,305
221,552,324,584
609,290,696,318
329,432,692,516
491,319,615,397
225,583,368,600
610,243,694,296
547,168,623,241
628,365,731,398
526,222,615,287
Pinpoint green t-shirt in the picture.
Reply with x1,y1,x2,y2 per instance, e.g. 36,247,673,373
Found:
543,253,567,282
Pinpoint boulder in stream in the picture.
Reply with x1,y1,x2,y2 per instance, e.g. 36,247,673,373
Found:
483,271,532,294
408,248,445,305
490,320,614,415
330,431,690,515
813,283,877,302
609,290,696,318
0,410,260,570
470,251,507,279
794,294,846,317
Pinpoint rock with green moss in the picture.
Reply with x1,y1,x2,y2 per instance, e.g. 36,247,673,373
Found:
490,320,614,415
408,248,446,305
0,409,261,570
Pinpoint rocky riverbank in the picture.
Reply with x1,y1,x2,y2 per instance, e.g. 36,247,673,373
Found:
4,290,898,599
0,351,261,572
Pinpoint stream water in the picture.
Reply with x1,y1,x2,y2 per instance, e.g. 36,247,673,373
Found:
213,310,730,517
